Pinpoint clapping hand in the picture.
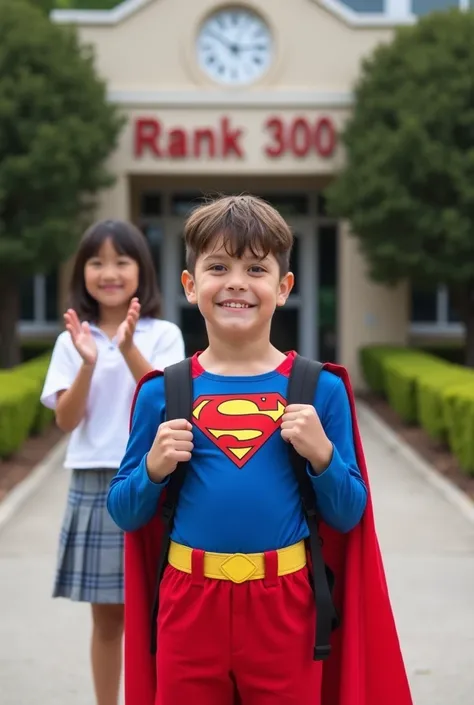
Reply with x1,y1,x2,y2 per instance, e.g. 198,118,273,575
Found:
64,309,98,367
117,297,141,353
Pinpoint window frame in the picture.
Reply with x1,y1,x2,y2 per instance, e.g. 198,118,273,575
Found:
19,274,60,336
411,0,467,14
410,284,464,336
325,0,468,21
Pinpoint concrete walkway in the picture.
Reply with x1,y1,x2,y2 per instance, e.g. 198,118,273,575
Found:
1,403,474,705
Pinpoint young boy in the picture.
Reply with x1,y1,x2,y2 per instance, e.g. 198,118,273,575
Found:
108,195,413,705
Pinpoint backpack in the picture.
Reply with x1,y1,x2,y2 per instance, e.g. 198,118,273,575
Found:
149,354,339,661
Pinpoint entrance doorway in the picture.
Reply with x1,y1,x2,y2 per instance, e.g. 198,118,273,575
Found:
137,185,338,362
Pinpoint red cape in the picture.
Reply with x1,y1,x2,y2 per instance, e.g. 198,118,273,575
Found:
123,363,413,705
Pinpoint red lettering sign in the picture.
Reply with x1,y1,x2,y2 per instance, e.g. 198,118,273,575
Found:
263,116,336,158
134,118,162,157
134,117,244,159
134,115,336,160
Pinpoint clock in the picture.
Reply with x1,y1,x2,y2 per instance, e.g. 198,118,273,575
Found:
197,7,273,86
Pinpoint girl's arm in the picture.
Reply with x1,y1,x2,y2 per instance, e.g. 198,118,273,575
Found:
120,318,186,382
117,300,154,382
53,312,98,432
40,318,98,433
120,345,153,383
55,361,95,432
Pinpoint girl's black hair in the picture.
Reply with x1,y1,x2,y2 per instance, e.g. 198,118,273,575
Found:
68,219,161,322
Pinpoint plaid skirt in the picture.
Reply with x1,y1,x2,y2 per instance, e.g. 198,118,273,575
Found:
53,468,124,604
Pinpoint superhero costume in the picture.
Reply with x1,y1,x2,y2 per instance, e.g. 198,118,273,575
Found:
108,352,413,705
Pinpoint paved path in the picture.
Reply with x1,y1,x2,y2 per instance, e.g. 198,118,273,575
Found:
1,404,474,705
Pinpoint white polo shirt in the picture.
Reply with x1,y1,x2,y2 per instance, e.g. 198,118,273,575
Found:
40,317,185,470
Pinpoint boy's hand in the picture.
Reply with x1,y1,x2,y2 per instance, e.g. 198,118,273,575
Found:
146,419,194,483
281,404,333,473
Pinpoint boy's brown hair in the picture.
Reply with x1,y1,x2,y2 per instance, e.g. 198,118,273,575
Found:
183,194,293,275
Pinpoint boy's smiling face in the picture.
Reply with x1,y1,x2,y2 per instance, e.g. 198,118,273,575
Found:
181,236,294,341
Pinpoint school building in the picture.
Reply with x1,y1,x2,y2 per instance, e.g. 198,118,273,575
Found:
22,0,468,388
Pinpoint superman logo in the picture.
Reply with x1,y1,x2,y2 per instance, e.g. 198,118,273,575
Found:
192,393,286,467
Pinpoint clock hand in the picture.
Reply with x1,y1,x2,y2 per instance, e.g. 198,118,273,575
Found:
238,44,268,51
203,29,235,51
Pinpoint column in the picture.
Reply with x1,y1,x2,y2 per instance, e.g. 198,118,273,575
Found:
161,220,180,325
94,171,130,222
299,225,318,360
337,221,409,390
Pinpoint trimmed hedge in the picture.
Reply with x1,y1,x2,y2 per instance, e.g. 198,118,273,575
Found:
359,345,439,398
15,353,55,434
359,345,421,395
20,339,53,363
0,352,53,459
417,366,474,442
442,384,474,474
384,355,450,425
0,375,39,457
360,344,474,475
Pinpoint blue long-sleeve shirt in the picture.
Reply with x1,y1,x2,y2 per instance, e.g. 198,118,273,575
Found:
108,355,367,553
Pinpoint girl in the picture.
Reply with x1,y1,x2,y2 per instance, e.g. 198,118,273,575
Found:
40,219,185,705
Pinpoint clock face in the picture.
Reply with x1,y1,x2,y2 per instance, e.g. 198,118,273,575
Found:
197,8,273,86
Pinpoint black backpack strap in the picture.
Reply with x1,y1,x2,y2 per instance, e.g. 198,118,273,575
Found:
287,354,338,661
149,358,193,654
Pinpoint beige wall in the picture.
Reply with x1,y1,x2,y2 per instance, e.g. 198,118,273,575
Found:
338,222,409,388
73,0,394,93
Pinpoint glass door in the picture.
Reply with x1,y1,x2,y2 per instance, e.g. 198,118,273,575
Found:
276,219,318,359
166,218,208,356
318,223,338,362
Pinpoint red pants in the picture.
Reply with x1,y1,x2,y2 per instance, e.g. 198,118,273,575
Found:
155,549,322,705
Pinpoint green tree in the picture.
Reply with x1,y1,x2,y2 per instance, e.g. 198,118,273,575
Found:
326,9,474,366
0,0,124,368
27,0,56,12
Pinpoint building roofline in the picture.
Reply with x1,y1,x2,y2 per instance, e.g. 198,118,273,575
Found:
51,0,417,28
51,0,155,26
107,88,354,108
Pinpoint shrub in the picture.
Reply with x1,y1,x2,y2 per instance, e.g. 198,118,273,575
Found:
14,353,55,433
20,339,53,363
0,351,54,458
383,354,449,425
360,343,474,476
417,365,474,442
442,384,474,475
359,345,425,395
0,374,39,457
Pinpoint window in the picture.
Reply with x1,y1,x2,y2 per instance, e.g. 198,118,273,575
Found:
412,0,459,15
339,0,384,10
20,272,60,332
140,191,162,216
410,284,462,333
258,194,309,217
171,193,207,217
334,0,464,16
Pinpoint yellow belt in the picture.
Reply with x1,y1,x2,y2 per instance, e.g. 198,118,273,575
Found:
168,539,307,584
